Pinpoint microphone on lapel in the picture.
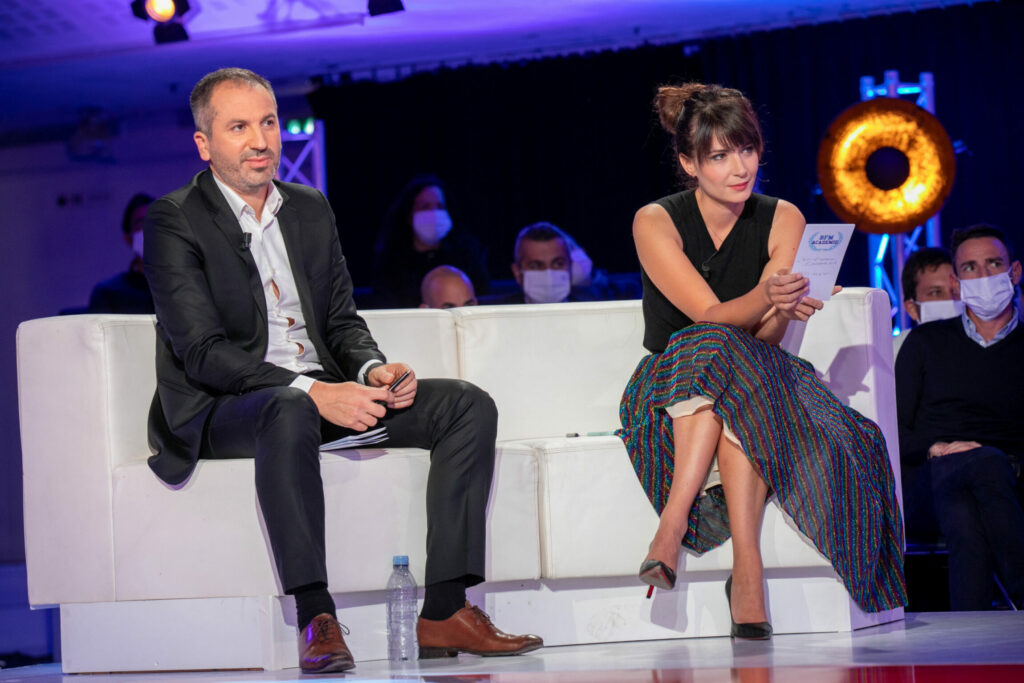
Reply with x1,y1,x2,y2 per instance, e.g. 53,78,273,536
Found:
240,233,252,251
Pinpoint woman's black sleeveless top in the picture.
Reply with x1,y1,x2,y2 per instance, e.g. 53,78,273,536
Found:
641,189,778,353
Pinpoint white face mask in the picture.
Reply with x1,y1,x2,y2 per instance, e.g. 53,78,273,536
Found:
916,299,963,324
523,269,571,304
131,230,144,260
412,209,453,247
569,246,593,287
958,272,1016,321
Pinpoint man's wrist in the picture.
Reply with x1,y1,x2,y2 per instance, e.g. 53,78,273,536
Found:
359,360,385,385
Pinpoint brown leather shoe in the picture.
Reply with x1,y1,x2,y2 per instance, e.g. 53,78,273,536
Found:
298,613,355,673
417,602,543,658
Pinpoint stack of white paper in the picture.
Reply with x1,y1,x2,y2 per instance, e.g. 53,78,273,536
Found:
319,426,389,452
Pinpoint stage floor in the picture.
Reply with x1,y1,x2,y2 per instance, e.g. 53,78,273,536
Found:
2,611,1021,682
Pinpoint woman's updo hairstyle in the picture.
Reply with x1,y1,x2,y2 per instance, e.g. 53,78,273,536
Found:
655,83,764,187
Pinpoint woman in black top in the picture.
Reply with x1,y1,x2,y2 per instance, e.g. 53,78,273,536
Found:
620,83,906,638
371,175,490,308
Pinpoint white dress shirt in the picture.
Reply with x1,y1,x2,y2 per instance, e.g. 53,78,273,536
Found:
212,175,322,392
212,175,382,390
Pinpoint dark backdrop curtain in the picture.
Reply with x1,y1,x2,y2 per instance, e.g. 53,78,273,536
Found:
310,0,1023,290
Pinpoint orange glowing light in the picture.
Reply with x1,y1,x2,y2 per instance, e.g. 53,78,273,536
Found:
817,98,955,234
146,0,177,23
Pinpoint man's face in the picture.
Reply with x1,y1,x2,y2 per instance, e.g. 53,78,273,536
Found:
193,82,281,199
953,237,1019,283
904,263,955,322
421,274,477,309
512,238,571,287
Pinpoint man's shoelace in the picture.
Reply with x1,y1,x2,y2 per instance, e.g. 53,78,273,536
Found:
313,618,350,642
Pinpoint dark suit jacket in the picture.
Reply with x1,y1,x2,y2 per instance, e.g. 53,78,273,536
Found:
144,170,385,485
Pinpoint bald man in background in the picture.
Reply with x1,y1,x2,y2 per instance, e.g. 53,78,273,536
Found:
420,265,478,309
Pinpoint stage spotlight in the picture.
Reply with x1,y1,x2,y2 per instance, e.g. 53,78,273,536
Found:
368,0,404,17
130,0,191,44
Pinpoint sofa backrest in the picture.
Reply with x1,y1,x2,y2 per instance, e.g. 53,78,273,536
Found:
451,289,898,469
451,301,647,442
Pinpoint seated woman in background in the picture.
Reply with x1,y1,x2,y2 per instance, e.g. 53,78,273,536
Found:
372,174,490,308
618,82,906,639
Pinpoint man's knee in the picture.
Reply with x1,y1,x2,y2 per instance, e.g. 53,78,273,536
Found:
256,387,320,433
963,446,1016,488
454,380,497,424
424,379,498,436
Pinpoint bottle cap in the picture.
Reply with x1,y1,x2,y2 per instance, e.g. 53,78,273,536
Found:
392,555,409,566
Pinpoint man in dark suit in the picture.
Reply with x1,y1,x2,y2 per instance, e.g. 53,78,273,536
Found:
144,68,541,674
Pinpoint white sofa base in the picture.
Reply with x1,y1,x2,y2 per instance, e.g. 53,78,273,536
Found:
59,575,902,673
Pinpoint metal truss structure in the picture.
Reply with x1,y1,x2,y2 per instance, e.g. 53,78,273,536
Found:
279,118,327,196
859,70,940,335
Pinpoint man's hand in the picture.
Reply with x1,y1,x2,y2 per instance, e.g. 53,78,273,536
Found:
308,381,388,431
367,362,417,410
928,441,983,459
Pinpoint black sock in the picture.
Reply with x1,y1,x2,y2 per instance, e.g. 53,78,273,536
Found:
420,577,467,621
290,583,336,631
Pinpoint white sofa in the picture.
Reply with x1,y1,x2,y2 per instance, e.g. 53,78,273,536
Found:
18,289,903,673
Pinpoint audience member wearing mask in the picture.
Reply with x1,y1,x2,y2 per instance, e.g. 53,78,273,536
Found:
894,247,963,356
482,222,598,305
420,265,478,309
372,175,489,308
88,193,156,313
896,224,1024,610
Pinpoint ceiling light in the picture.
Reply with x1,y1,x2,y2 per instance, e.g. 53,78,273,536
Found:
130,0,192,43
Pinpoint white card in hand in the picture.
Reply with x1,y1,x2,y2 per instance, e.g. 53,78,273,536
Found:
791,224,855,301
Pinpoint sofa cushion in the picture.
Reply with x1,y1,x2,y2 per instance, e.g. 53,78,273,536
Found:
532,436,831,579
112,445,541,600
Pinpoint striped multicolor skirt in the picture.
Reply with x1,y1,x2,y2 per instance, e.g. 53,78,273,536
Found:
618,323,907,612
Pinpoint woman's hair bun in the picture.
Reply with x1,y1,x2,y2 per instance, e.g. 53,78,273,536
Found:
654,83,706,133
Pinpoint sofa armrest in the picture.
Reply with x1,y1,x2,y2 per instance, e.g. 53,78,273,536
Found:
18,315,156,605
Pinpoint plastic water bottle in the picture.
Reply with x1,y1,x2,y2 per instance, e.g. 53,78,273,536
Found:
386,555,418,663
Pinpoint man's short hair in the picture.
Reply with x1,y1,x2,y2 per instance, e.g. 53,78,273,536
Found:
121,193,154,235
951,223,1016,267
513,222,571,264
901,247,952,301
190,68,276,135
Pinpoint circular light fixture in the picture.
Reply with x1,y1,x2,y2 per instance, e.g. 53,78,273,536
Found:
817,98,955,234
145,0,177,22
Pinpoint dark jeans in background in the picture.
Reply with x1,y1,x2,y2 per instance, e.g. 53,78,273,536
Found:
903,446,1024,610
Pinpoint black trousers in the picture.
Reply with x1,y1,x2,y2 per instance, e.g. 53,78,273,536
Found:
199,378,497,593
904,446,1024,609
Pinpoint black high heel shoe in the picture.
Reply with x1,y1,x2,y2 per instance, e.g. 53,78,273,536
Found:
725,575,772,640
638,559,677,591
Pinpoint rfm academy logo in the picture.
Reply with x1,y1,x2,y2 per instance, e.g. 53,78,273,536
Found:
808,231,843,251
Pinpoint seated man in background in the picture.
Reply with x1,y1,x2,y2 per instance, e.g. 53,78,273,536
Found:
901,247,962,326
481,222,596,305
896,224,1024,610
420,265,478,309
88,193,155,314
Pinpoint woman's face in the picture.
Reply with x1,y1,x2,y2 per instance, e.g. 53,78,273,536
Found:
680,134,759,205
412,185,446,218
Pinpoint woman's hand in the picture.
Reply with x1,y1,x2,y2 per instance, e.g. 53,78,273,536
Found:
764,273,843,322
764,269,808,315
